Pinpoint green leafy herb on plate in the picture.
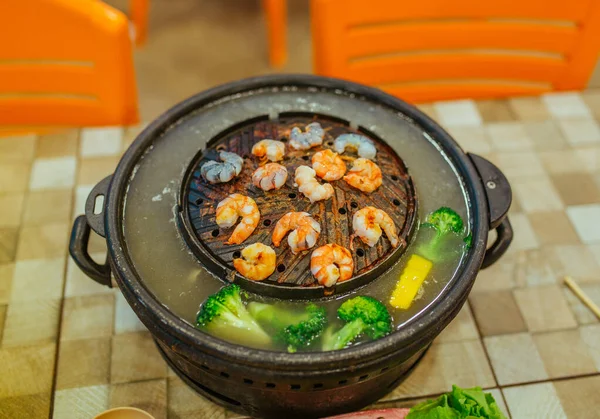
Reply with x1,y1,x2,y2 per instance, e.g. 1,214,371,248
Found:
406,385,506,419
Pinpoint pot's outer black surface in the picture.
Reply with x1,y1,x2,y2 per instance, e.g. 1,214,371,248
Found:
69,75,513,418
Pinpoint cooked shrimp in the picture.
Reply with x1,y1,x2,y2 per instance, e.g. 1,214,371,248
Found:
216,194,260,245
334,134,377,159
252,163,288,191
294,166,334,203
310,244,354,287
233,243,276,281
251,139,285,162
272,212,321,254
312,149,346,181
343,158,382,193
352,206,399,248
201,151,244,184
289,122,324,150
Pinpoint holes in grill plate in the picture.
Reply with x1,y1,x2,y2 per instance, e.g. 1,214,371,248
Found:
243,154,249,159
356,249,365,257
280,137,288,143
263,219,271,227
391,175,399,181
327,141,333,146
277,264,286,273
290,384,301,390
313,383,323,389
195,197,203,205
350,201,358,208
243,378,253,385
380,367,389,373
265,383,276,388
359,374,369,381
211,229,219,237
288,193,297,198
302,155,309,161
338,207,347,215
232,251,241,259
338,379,348,385
393,199,401,206
220,372,230,378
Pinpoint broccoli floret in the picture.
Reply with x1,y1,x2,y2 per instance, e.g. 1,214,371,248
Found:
248,302,327,353
418,207,466,262
322,296,392,351
279,304,326,353
196,284,271,348
463,232,473,249
424,206,464,234
248,302,311,331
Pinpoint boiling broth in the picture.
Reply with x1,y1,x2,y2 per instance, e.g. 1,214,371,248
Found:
122,88,470,351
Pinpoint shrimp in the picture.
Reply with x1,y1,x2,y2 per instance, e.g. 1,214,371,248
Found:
272,212,321,254
334,134,377,159
352,206,399,248
200,151,244,184
216,194,260,245
312,149,346,181
294,166,334,203
343,158,382,193
310,244,354,287
252,163,288,191
233,243,276,281
289,122,324,150
251,139,285,162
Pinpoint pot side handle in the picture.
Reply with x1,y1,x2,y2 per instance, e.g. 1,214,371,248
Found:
468,153,513,269
69,215,112,288
481,217,513,269
68,175,113,288
85,175,112,238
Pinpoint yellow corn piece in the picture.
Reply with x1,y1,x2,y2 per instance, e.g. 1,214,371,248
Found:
390,254,433,309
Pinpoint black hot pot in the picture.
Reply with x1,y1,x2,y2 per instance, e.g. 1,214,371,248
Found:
69,75,512,418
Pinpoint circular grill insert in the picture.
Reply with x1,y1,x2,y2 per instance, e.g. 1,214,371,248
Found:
178,112,417,299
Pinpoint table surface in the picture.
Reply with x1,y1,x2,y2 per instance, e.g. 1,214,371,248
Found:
1,92,600,419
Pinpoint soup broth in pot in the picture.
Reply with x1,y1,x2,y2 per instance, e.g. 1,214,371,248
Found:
123,88,470,352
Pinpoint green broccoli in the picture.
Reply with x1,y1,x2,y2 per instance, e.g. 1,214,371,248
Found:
248,302,311,331
418,207,466,262
248,302,326,353
196,284,271,348
463,232,473,249
322,296,392,351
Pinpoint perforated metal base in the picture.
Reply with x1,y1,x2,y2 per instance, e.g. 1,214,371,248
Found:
178,112,417,299
155,337,430,419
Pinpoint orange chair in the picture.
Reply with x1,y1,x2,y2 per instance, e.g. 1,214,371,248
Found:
311,0,600,102
264,0,287,68
130,0,149,46
0,0,138,129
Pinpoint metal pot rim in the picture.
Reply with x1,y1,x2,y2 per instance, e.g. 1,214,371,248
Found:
106,74,490,369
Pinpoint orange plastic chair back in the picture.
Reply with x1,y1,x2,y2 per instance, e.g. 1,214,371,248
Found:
311,0,600,102
130,0,149,46
263,0,288,68
0,0,139,128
